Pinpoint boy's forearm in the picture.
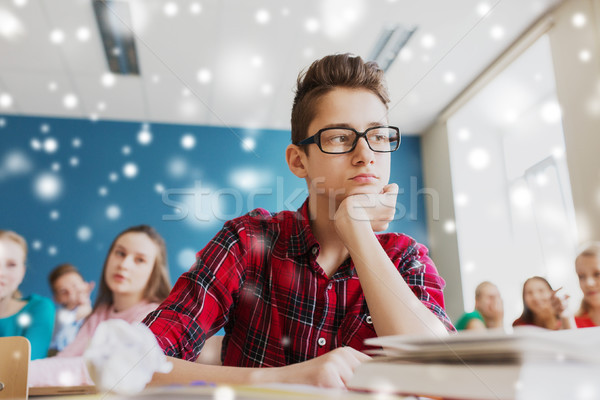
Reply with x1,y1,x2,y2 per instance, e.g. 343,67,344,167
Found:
343,229,448,338
149,357,267,387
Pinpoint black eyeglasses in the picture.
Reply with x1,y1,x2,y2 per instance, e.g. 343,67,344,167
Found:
298,126,401,154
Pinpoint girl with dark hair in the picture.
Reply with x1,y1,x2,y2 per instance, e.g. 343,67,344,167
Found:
512,276,574,330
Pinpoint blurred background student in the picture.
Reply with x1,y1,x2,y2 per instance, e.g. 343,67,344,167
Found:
574,243,600,328
0,230,55,359
29,224,171,386
455,281,504,331
48,263,95,355
512,276,574,330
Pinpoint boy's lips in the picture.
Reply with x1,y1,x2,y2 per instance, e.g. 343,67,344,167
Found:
350,174,378,183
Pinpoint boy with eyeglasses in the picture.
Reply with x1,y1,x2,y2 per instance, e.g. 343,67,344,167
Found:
145,53,454,388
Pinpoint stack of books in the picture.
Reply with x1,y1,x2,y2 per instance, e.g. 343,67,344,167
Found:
348,326,600,400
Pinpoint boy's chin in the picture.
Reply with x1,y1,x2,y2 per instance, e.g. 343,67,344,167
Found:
346,186,384,196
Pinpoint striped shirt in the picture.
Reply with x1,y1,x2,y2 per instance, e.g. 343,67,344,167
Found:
144,199,454,367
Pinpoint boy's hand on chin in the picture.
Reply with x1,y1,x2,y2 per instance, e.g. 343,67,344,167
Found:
334,183,398,237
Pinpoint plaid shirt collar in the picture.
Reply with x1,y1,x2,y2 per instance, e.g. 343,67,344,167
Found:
287,198,355,279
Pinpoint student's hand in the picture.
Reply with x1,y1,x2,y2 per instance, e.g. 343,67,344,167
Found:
551,287,571,319
268,347,370,389
335,183,398,236
74,281,95,320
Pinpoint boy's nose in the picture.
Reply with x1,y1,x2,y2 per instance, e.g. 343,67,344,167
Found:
352,136,375,164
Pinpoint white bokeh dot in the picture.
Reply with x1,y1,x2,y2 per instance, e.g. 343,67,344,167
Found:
177,248,197,269
48,246,58,256
76,26,90,41
197,68,212,84
70,157,79,167
490,25,505,40
251,55,263,67
181,134,196,150
260,83,273,95
444,220,456,233
305,18,319,33
101,73,116,87
43,137,59,153
50,29,65,44
32,240,42,250
109,172,118,182
154,183,165,193
17,313,32,327
58,371,77,386
458,128,471,141
50,210,59,220
106,205,121,220
30,138,42,151
242,138,256,152
0,118,5,127
255,9,270,24
164,2,178,16
213,386,235,400
137,129,152,145
468,148,491,170
579,49,592,63
48,81,58,91
455,193,469,207
122,145,131,155
421,33,436,48
40,123,50,133
443,72,456,84
123,162,138,178
572,13,587,28
98,186,108,196
63,94,78,109
51,162,60,171
476,2,491,16
167,158,187,178
72,137,81,148
34,173,63,201
0,93,14,108
77,226,92,241
190,2,202,14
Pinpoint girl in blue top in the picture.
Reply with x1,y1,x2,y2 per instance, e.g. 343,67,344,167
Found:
0,230,55,359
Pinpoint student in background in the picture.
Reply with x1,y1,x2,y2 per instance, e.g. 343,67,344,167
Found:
455,281,504,330
574,243,600,328
29,225,171,386
0,230,55,360
512,276,574,330
144,53,454,389
48,263,95,355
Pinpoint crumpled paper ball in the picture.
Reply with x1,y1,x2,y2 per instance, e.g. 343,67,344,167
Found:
83,319,172,394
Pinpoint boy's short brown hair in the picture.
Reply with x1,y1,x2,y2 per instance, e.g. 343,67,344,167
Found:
48,263,82,292
291,53,390,145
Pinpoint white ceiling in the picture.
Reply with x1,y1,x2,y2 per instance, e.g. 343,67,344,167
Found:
0,0,563,134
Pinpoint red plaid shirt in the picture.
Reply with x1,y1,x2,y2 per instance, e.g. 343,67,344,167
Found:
144,199,454,367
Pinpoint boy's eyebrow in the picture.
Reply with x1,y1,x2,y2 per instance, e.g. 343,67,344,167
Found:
320,122,387,129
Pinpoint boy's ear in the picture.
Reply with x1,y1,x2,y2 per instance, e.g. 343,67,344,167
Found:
286,144,308,178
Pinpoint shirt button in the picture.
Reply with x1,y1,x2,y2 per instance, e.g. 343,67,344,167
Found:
327,283,333,290
318,337,327,347
311,246,318,255
366,315,373,324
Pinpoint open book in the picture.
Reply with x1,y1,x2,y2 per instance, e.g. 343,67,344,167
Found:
348,326,600,400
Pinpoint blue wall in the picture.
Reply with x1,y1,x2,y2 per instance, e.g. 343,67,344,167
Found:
0,114,428,300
